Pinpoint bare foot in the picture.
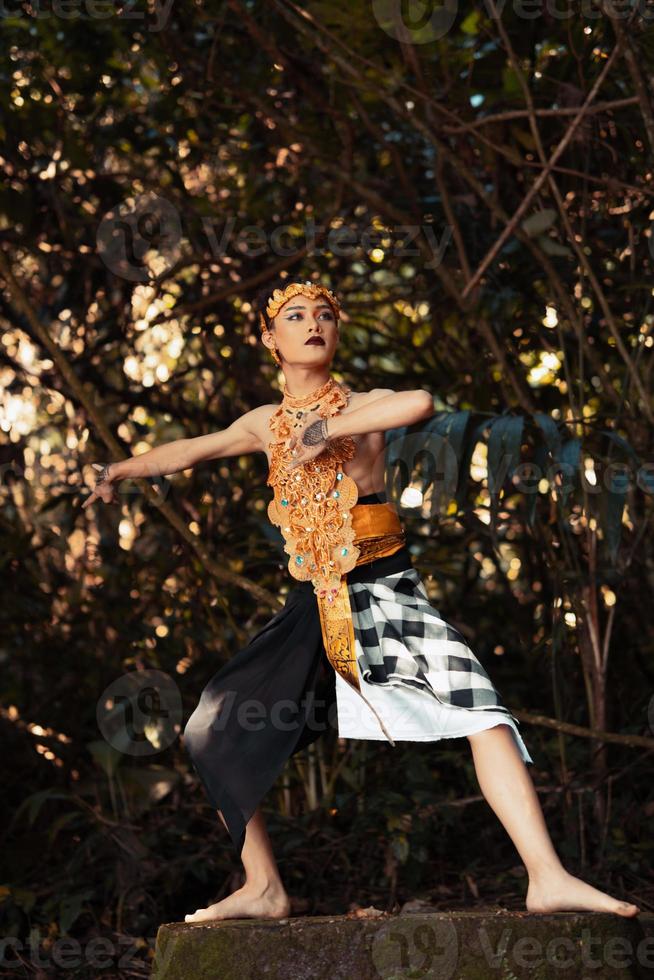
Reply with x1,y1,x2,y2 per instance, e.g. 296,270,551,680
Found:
184,881,291,924
526,869,639,917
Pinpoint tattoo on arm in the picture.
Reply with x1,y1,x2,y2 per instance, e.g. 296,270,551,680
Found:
301,418,329,447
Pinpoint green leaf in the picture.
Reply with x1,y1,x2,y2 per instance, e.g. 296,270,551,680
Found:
558,438,581,506
533,412,563,461
526,439,549,530
425,410,471,461
637,464,654,494
48,810,82,846
384,411,473,515
456,415,497,510
421,411,471,512
538,236,573,257
601,467,629,563
119,766,180,813
58,889,94,935
461,10,480,34
11,789,73,831
391,834,410,863
87,740,123,779
522,209,557,238
600,429,639,462
502,66,522,96
10,888,36,913
487,414,524,495
511,127,537,151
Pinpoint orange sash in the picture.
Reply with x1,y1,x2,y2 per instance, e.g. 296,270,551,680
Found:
316,501,406,744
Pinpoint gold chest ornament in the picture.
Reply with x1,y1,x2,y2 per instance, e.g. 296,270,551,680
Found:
267,376,360,596
266,375,406,744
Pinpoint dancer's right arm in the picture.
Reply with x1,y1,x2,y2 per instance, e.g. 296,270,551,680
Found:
82,407,265,509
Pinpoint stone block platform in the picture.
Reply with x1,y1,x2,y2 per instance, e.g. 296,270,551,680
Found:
154,909,654,979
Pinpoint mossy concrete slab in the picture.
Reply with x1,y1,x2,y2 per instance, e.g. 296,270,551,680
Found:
154,910,654,980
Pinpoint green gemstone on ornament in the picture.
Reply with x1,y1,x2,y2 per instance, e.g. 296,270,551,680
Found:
295,555,304,565
341,547,348,556
333,491,340,498
281,498,288,506
336,472,343,481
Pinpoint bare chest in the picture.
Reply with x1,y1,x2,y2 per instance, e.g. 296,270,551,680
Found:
261,403,387,497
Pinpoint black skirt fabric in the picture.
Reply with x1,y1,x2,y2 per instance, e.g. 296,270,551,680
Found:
182,491,413,858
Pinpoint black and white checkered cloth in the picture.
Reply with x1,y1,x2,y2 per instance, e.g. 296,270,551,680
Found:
348,567,516,717
183,556,531,858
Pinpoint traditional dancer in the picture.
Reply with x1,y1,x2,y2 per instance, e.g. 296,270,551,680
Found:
83,277,639,923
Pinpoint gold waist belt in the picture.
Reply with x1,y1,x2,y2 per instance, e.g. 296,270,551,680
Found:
316,502,406,745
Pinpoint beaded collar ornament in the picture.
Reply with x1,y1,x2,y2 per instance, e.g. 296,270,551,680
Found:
266,374,360,601
258,280,341,367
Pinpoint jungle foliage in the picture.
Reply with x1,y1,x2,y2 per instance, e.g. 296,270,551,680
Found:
1,0,653,974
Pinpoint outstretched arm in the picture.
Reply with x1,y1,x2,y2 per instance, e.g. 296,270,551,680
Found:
326,388,433,440
110,409,263,481
287,389,433,470
82,407,264,509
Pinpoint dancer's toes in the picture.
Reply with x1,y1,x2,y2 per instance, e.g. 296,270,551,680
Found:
185,905,227,924
615,900,640,917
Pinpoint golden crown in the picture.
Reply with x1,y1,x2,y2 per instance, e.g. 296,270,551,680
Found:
260,280,341,327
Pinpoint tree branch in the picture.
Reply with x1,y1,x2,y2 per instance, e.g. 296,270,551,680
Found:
0,247,283,614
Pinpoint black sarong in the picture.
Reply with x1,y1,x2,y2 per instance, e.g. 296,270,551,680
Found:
182,491,412,858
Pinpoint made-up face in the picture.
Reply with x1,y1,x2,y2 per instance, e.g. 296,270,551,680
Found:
264,293,339,366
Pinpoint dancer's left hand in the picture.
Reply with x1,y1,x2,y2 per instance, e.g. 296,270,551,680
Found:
287,411,330,470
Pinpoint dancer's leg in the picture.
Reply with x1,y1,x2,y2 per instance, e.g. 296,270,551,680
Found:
184,806,291,923
466,724,639,916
